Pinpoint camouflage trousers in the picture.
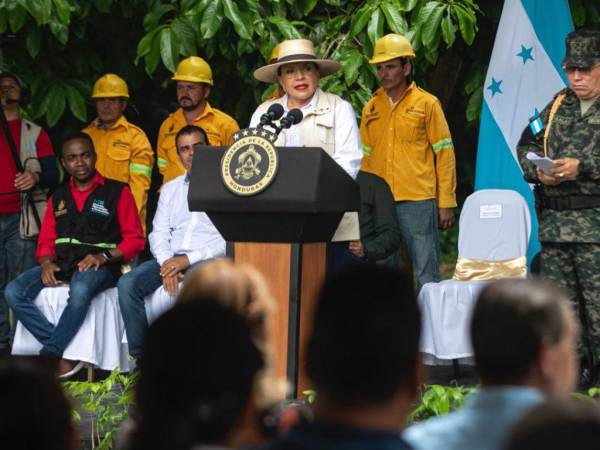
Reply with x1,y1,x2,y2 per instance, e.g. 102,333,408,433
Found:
541,242,600,366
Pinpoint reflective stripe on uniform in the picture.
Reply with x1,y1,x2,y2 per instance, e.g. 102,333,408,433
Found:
55,238,117,249
129,162,152,177
432,138,453,153
362,145,372,157
157,157,168,169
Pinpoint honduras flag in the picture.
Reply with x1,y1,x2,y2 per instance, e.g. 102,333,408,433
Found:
474,0,573,264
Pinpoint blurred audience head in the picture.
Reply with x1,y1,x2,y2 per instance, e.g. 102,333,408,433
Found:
0,358,76,450
178,258,282,399
471,278,578,394
178,258,273,352
133,301,264,450
307,265,420,413
507,397,600,450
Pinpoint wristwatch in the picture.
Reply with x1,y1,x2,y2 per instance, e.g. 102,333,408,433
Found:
101,250,113,262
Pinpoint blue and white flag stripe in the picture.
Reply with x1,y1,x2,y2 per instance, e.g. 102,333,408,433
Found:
475,0,573,263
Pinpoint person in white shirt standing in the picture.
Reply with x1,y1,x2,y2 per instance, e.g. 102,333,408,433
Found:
118,125,225,361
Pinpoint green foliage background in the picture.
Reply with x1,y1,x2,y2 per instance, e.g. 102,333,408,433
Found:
0,0,598,223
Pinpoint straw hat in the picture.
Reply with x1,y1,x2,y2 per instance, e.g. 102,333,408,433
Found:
254,39,341,83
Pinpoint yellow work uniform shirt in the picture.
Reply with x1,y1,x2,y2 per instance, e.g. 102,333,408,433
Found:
156,103,239,185
83,115,154,230
360,83,457,208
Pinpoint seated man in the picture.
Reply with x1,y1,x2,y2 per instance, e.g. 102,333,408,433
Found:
118,125,225,362
404,278,579,450
329,171,402,272
264,264,421,450
5,132,144,376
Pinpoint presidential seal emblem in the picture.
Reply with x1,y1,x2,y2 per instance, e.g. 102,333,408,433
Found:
221,128,279,196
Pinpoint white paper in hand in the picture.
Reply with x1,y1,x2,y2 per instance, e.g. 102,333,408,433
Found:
526,152,556,174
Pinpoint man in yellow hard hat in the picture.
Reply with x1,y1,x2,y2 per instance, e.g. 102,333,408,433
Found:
156,57,239,185
83,74,154,231
360,34,457,292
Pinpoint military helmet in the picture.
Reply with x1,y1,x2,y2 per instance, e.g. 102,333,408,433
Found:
563,29,600,70
172,56,213,86
369,34,416,64
92,74,129,99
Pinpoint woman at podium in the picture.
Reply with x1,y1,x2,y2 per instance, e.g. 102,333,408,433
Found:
250,39,362,246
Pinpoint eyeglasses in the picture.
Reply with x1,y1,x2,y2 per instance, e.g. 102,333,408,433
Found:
279,64,318,78
0,84,19,92
63,152,94,163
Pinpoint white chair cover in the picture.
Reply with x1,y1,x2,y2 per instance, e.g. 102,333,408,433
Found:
418,189,531,364
12,287,131,371
144,286,176,325
12,285,177,371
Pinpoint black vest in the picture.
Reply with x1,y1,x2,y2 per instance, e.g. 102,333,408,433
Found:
52,178,124,279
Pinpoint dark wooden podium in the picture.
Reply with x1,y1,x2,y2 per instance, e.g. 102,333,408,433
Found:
189,146,359,397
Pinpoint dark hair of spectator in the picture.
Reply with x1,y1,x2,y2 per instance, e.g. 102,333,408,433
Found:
471,278,567,385
175,124,210,149
59,131,95,157
0,358,75,450
307,265,420,407
0,71,23,88
132,301,264,450
506,397,600,450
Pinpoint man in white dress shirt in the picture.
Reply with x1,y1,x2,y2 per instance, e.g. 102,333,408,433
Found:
117,125,225,361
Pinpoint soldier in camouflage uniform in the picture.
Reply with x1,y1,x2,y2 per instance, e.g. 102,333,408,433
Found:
517,29,600,385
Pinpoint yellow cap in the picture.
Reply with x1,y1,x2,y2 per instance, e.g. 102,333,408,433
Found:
92,74,129,99
172,56,213,85
369,34,415,64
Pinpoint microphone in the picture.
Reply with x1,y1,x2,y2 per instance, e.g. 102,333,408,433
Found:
279,109,303,129
258,103,284,128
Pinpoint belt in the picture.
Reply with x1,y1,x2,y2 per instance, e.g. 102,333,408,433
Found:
541,195,600,211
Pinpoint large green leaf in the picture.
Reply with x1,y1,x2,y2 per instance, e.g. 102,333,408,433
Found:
453,4,476,45
171,18,196,57
49,13,69,45
200,0,224,39
135,29,157,63
222,0,251,40
0,14,6,34
381,1,408,35
367,7,383,47
339,48,364,85
45,83,66,127
440,12,456,48
571,0,586,27
26,26,42,58
466,86,482,123
143,3,174,32
349,4,373,38
268,16,302,39
421,3,444,48
52,0,72,25
23,0,53,25
8,5,27,32
302,0,318,16
159,27,179,73
396,0,419,11
64,83,87,122
144,29,162,76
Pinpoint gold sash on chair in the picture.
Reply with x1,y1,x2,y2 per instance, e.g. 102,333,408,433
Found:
453,256,527,281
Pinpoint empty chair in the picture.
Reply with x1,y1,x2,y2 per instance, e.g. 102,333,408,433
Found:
419,189,531,364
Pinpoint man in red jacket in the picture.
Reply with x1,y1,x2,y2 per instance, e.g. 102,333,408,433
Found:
5,132,144,376
0,72,59,353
